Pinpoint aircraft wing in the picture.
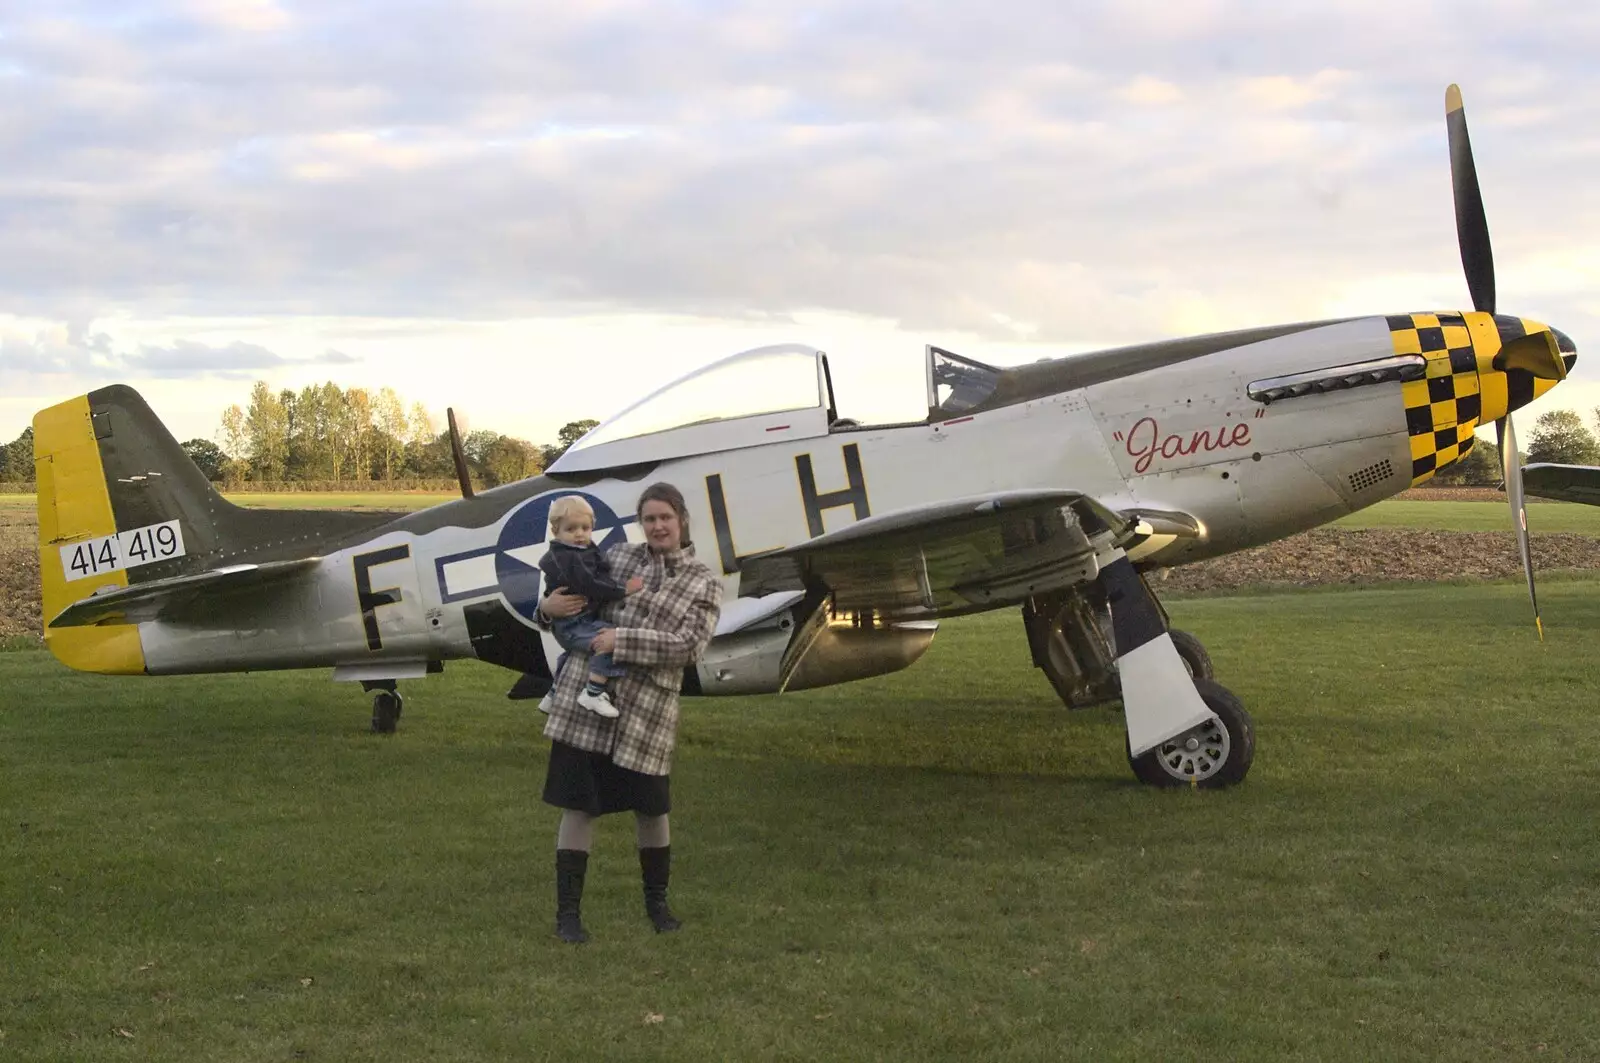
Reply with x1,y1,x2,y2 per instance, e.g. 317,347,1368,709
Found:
48,558,323,628
735,490,1134,619
1522,463,1600,507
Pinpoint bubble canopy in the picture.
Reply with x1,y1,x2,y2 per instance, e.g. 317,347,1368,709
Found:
546,344,833,474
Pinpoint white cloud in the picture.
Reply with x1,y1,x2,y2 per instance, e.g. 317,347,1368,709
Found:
1117,76,1185,106
0,0,1597,443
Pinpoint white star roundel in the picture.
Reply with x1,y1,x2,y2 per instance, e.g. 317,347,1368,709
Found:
494,491,632,624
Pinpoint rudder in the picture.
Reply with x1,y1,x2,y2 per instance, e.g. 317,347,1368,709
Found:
33,392,147,673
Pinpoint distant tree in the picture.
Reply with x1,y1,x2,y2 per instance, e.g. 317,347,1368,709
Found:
181,438,227,481
375,387,407,482
1434,434,1500,485
218,405,250,487
1526,409,1599,467
408,402,435,447
344,386,375,481
544,418,599,465
462,428,499,466
482,435,543,487
280,388,308,480
244,380,289,482
1,427,35,482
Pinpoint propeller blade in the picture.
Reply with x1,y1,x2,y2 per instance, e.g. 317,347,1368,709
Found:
1493,330,1569,381
1499,415,1542,639
1446,84,1496,314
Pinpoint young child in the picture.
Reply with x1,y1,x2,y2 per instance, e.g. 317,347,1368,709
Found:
537,496,643,718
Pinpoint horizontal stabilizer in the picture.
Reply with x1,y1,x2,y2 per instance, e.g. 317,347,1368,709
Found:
48,557,322,628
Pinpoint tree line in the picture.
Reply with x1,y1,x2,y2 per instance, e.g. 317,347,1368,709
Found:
209,382,598,489
0,382,598,489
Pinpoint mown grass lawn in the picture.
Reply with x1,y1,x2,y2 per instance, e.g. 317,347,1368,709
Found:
4,579,1600,1061
1334,499,1600,535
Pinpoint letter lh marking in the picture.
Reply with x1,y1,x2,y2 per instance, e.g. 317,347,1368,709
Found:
797,444,870,537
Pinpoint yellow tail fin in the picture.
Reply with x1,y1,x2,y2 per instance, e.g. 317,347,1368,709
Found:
33,395,146,674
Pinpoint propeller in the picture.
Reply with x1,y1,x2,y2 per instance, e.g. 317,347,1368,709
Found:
1448,83,1541,637
1446,85,1495,316
1497,415,1542,640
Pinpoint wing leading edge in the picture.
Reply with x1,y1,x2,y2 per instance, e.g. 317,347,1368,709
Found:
1522,463,1600,507
735,490,1157,619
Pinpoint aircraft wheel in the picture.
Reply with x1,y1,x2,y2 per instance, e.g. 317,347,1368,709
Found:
371,691,403,735
1169,629,1214,681
1127,678,1254,788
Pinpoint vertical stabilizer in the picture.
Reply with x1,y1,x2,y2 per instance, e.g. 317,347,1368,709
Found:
33,394,147,674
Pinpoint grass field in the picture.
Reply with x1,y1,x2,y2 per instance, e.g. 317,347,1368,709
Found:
1334,499,1600,535
5,580,1600,1061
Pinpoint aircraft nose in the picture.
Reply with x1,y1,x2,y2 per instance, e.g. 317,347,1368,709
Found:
1553,326,1578,373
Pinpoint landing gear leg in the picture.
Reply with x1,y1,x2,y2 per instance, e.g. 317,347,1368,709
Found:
363,680,403,734
1023,555,1253,787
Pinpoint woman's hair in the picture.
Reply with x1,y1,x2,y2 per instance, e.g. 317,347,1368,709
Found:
548,495,594,533
637,482,691,548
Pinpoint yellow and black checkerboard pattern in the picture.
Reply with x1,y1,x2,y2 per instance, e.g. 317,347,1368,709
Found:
1387,310,1551,484
1388,312,1483,485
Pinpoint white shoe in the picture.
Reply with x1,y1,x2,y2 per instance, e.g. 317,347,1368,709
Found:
577,689,620,719
538,692,553,714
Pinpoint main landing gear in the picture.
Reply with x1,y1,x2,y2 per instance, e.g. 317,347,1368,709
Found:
1022,560,1255,788
362,680,404,735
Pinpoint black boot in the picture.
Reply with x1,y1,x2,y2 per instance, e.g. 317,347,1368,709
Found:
555,848,590,944
639,845,681,932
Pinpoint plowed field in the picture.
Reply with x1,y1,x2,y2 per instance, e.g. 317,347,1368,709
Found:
0,506,38,638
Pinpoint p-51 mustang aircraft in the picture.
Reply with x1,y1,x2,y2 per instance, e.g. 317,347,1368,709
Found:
32,86,1576,787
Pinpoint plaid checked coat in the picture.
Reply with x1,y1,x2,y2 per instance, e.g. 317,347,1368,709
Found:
541,541,722,776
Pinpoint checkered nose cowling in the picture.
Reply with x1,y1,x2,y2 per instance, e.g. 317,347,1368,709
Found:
1387,311,1576,485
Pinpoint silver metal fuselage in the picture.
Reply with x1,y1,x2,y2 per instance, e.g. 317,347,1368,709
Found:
132,317,1432,681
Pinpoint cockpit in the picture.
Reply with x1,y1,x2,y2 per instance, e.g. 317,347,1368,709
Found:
545,342,1005,475
925,345,1001,418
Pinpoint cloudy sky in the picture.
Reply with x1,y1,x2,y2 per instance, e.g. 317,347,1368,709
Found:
2,0,1599,449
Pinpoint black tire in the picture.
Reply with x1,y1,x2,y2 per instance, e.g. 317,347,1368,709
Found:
1127,678,1254,788
1169,629,1214,681
371,692,402,734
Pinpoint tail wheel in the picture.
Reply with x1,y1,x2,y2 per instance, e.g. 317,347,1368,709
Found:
1127,678,1254,788
1169,629,1214,680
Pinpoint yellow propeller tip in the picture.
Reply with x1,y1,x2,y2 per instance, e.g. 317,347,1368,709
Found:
1536,617,1545,642
1446,84,1464,113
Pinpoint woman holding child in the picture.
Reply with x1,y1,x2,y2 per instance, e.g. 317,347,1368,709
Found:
536,482,722,944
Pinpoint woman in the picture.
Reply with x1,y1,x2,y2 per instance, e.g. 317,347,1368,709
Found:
537,481,722,944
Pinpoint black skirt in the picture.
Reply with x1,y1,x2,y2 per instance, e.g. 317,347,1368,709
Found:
542,740,671,817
